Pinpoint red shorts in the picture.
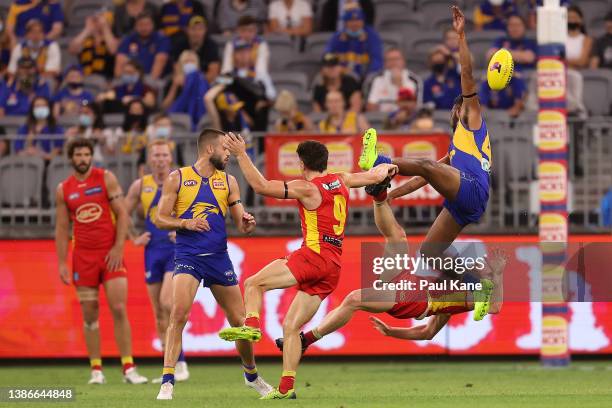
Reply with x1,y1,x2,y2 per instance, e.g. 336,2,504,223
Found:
72,248,127,288
387,300,428,320
285,246,341,300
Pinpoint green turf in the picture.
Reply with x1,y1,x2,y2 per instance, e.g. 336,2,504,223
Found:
1,361,612,408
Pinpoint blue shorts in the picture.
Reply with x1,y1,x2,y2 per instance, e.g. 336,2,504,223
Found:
174,252,237,287
443,171,489,227
144,245,174,284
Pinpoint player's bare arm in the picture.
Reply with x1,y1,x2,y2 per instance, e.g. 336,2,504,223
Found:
54,183,71,285
227,174,256,234
125,178,151,246
338,163,398,188
156,170,210,232
104,170,128,272
388,155,451,200
452,5,482,130
369,314,451,341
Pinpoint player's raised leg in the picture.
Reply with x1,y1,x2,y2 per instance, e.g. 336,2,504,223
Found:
77,287,105,384
211,284,273,396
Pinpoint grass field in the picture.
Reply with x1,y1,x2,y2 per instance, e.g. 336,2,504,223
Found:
1,361,612,408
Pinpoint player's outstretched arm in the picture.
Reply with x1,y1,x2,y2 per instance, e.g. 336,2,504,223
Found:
339,163,398,188
452,5,482,130
54,184,71,285
156,170,211,232
388,155,450,200
104,170,128,271
370,314,450,340
227,174,256,234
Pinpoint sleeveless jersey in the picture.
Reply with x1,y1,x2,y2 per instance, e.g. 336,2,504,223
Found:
62,167,115,250
449,118,492,190
140,174,173,248
298,174,349,262
174,166,230,257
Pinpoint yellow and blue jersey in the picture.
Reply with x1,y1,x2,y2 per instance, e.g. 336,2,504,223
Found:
174,166,230,257
140,175,173,249
449,118,492,191
8,0,64,37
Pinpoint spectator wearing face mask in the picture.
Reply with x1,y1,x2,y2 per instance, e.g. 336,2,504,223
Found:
566,5,593,70
423,48,461,110
65,101,112,165
273,90,313,132
590,11,612,69
0,56,50,117
474,0,517,31
52,65,95,117
171,16,220,83
487,14,537,73
325,7,383,82
8,19,61,78
14,95,63,161
98,59,157,111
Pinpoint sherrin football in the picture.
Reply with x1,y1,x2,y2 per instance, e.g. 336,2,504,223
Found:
487,48,514,91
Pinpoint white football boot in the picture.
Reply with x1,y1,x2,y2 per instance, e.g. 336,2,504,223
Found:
156,382,174,400
123,367,148,384
245,375,274,396
87,369,106,385
175,361,190,382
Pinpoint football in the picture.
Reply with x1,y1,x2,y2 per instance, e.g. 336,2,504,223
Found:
487,48,514,91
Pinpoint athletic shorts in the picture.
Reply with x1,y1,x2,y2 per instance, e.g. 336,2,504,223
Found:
443,171,489,226
72,248,127,288
285,246,341,300
386,300,428,320
174,251,237,287
144,245,174,284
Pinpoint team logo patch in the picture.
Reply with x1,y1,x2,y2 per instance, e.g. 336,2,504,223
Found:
68,193,79,200
85,186,103,196
489,61,502,73
143,186,154,193
224,270,236,282
183,179,198,187
212,179,225,190
75,203,103,223
322,180,341,191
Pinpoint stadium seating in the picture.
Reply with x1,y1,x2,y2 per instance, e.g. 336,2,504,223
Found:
104,154,140,193
169,112,192,133
304,32,334,57
46,156,73,206
0,156,44,207
271,72,309,96
581,69,612,116
0,115,27,135
374,0,414,28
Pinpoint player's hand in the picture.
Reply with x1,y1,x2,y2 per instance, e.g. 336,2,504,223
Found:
371,163,399,182
224,132,247,156
58,263,71,285
241,212,256,234
369,316,392,336
105,245,124,272
168,230,177,243
451,5,465,35
182,218,210,232
132,231,151,246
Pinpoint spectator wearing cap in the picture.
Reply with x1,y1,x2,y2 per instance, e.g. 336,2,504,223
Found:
474,0,517,31
69,10,119,80
6,0,64,42
313,52,361,113
384,88,418,131
111,0,159,38
367,48,421,113
479,76,527,118
98,59,156,111
590,11,612,69
268,0,313,39
320,0,375,32
0,56,50,117
566,5,593,70
52,66,95,117
325,7,383,82
319,90,369,134
216,0,267,34
273,90,313,132
115,11,170,79
159,0,207,39
65,101,113,165
8,19,60,78
422,48,461,110
487,14,537,73
14,95,64,161
222,15,269,79
171,16,220,83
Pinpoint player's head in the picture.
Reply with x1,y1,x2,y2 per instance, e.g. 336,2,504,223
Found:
198,128,229,170
451,94,463,133
147,139,173,174
296,140,328,174
67,137,94,174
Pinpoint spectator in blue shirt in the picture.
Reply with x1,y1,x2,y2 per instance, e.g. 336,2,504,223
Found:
53,65,94,117
487,14,537,73
422,48,461,110
325,7,383,82
601,188,612,227
159,0,206,39
6,0,64,41
0,56,50,117
116,11,170,80
479,76,527,118
14,95,64,161
98,59,157,112
474,0,516,31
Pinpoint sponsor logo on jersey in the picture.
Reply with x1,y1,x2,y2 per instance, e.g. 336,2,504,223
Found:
75,203,103,223
322,179,341,191
323,235,343,248
224,270,236,282
212,179,225,190
85,186,103,196
481,158,491,172
68,193,79,200
183,179,198,187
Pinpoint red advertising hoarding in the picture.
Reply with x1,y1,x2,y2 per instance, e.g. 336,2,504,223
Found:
264,133,449,207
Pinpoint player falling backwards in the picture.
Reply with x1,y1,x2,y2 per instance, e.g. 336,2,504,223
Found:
154,129,273,400
55,138,148,385
218,134,398,399
275,197,505,354
360,6,492,284
125,139,188,383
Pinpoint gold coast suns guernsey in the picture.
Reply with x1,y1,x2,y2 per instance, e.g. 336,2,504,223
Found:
174,166,230,257
140,174,173,248
449,119,493,190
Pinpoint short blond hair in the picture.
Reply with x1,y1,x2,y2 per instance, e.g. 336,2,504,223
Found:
274,90,297,112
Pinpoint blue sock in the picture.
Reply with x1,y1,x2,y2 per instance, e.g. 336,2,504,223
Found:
243,364,258,382
374,155,392,167
177,350,185,363
162,366,175,385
